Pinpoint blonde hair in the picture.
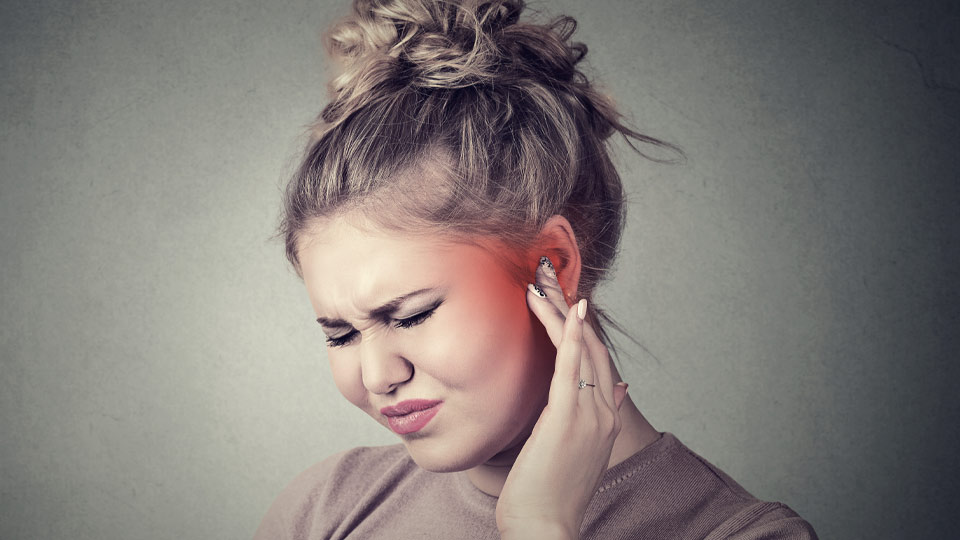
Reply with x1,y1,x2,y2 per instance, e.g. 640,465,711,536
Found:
280,0,679,356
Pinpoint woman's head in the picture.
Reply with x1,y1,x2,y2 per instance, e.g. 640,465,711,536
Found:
297,213,563,471
282,0,673,313
281,0,672,470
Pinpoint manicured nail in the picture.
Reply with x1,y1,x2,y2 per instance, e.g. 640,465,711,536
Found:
528,283,547,298
577,298,587,320
538,256,557,279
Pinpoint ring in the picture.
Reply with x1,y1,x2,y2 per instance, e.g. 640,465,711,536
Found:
578,379,596,389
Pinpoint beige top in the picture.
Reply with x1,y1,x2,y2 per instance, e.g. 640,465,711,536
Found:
254,432,818,539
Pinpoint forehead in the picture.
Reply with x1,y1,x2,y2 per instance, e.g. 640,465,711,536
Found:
296,215,498,315
298,214,462,268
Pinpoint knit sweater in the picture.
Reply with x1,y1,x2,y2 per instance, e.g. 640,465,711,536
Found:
254,432,818,539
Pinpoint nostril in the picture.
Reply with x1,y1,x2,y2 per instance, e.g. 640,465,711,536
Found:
360,355,414,395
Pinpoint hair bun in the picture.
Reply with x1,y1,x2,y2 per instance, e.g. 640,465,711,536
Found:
325,0,581,102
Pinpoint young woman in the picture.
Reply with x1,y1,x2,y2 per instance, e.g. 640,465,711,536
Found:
255,1,818,538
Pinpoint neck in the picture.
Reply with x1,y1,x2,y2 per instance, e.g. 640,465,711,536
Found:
464,396,660,497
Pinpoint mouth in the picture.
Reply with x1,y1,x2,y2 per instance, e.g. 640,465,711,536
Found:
380,399,443,435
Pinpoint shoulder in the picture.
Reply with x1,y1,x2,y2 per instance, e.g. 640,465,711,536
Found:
253,444,411,540
705,501,820,540
671,438,819,539
669,433,819,540
588,432,818,539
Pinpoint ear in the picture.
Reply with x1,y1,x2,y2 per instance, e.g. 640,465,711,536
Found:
534,214,582,307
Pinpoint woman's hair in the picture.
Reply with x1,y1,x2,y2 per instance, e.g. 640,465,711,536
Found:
280,0,679,357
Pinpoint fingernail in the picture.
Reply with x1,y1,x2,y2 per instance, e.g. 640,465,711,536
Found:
577,298,587,320
538,256,557,279
528,283,547,298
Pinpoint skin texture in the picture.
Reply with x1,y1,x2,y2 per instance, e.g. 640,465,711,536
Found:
297,212,661,538
298,213,558,472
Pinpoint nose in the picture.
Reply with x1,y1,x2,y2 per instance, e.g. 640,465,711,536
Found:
358,333,413,395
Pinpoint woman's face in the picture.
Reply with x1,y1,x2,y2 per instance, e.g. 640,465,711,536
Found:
297,215,556,472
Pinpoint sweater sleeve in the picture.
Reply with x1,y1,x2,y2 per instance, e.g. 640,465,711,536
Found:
252,450,349,540
704,502,819,540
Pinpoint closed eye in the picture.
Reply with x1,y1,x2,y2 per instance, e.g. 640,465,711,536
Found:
325,330,357,348
394,307,437,329
325,303,442,348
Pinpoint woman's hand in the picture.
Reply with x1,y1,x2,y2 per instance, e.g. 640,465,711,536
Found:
494,257,629,540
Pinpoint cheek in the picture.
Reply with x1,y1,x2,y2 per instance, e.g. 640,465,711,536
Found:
423,285,540,386
474,282,538,353
328,352,367,408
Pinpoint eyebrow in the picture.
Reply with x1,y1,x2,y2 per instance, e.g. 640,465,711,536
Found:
315,288,440,328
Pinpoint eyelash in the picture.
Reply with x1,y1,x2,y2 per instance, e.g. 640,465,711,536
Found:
325,308,438,348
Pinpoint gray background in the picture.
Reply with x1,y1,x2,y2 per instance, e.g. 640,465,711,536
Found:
2,0,958,538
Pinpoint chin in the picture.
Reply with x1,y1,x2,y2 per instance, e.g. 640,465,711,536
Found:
403,444,478,473
401,433,509,473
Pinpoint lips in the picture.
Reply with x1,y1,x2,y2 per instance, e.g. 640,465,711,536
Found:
380,399,443,435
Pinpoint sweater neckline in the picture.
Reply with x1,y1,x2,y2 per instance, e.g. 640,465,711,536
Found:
451,431,673,503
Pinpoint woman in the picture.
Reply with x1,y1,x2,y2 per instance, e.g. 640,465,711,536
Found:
256,0,818,538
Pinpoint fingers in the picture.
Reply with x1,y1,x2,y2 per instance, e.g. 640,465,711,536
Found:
527,266,595,407
534,255,569,310
526,282,566,346
527,256,615,408
573,299,596,403
546,300,586,409
584,323,615,408
525,257,568,346
613,382,629,410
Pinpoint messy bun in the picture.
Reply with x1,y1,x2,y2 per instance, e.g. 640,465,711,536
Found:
327,0,525,91
323,1,587,117
281,0,680,356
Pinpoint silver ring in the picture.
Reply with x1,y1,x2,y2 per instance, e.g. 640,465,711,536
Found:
578,379,596,389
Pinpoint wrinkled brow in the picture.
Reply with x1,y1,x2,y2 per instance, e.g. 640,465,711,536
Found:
315,288,440,328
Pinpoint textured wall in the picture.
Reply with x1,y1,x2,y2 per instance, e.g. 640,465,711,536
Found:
1,0,957,539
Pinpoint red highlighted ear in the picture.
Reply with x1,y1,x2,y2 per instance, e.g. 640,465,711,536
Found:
532,215,582,307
